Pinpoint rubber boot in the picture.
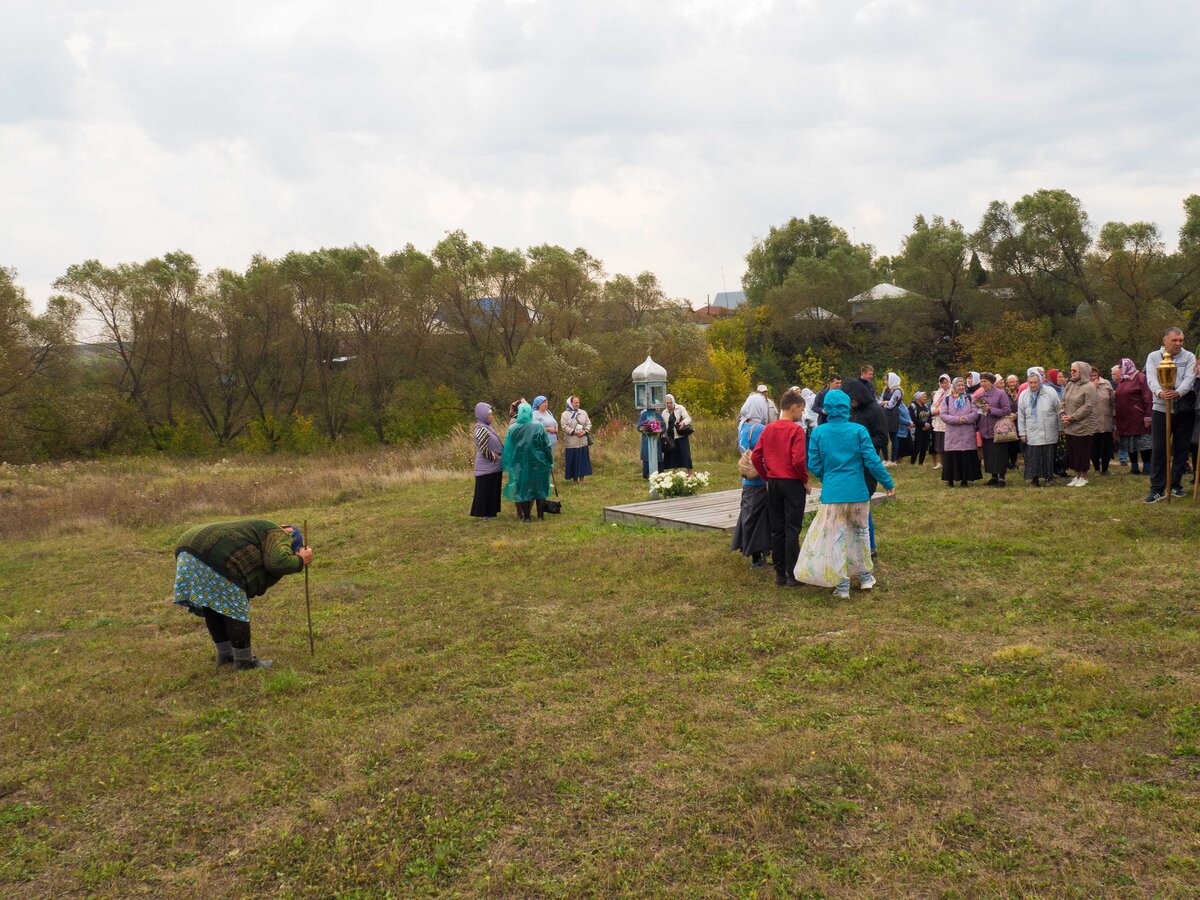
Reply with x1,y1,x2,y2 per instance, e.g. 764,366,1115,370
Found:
215,641,234,668
233,645,273,671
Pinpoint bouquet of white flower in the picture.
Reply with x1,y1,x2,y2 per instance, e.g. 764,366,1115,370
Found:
649,469,710,498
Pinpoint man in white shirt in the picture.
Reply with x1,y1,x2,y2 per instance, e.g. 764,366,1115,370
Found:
1144,327,1197,502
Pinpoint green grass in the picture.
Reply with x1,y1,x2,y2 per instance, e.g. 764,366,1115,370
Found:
3,444,1200,896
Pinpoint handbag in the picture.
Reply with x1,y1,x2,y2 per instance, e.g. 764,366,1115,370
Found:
586,431,594,446
677,423,694,437
994,415,1018,443
737,447,759,479
543,499,562,514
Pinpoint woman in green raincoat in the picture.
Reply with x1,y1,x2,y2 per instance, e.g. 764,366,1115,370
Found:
502,401,554,521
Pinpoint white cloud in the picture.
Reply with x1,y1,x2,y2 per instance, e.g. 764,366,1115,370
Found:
3,0,1199,310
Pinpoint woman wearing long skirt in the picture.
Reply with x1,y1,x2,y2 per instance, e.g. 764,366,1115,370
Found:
661,394,694,472
560,395,593,482
976,373,1013,487
938,377,982,487
1114,358,1153,474
1061,361,1097,487
730,394,771,568
929,374,951,469
471,402,504,517
1017,369,1061,487
795,389,895,599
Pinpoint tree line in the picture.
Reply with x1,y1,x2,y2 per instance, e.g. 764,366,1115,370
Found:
4,188,1199,462
736,189,1200,388
0,234,703,462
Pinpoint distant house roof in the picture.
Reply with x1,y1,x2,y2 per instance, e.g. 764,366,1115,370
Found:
794,306,842,322
845,283,930,326
691,304,733,323
847,283,914,307
712,291,746,309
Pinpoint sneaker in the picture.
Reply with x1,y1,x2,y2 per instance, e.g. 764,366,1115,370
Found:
1075,478,1088,487
859,573,876,590
832,581,850,600
1067,477,1080,487
1144,491,1166,503
1171,487,1186,498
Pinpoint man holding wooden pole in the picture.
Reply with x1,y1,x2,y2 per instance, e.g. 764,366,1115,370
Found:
1144,327,1196,504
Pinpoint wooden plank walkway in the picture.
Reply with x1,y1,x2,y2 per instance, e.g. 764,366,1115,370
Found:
603,487,889,533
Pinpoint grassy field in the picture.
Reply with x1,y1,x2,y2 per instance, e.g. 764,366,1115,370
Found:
3,428,1200,897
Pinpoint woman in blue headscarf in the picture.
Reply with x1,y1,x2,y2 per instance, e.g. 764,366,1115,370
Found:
638,405,665,479
531,395,558,467
502,402,554,521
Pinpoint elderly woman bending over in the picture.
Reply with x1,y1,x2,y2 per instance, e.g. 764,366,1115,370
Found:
174,519,313,670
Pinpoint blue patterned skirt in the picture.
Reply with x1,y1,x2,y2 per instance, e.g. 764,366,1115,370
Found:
173,552,250,622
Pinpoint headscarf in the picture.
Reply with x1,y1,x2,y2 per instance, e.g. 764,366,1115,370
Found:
968,371,981,389
474,402,492,424
532,395,547,411
739,392,771,424
737,392,769,425
886,372,901,390
1026,369,1043,413
800,387,816,409
665,393,675,405
913,390,927,403
1120,358,1138,381
946,376,970,412
1047,369,1060,386
1071,361,1092,382
283,525,305,553
938,373,951,385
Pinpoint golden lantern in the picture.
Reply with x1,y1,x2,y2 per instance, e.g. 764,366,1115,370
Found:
1157,350,1178,503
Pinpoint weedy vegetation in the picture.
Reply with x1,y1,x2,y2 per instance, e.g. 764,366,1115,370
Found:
2,426,1200,897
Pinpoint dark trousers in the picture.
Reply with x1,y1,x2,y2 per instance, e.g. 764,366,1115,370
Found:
515,499,547,520
766,478,807,578
1150,408,1196,493
202,608,251,649
1090,431,1113,473
910,429,930,465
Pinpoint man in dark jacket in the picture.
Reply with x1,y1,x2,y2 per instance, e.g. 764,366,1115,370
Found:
812,374,842,426
843,365,889,457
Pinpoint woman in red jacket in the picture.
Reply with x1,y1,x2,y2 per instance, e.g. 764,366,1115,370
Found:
1114,357,1153,475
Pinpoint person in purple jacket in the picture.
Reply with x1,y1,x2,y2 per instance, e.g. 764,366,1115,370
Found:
938,377,982,487
470,402,504,518
976,373,1014,487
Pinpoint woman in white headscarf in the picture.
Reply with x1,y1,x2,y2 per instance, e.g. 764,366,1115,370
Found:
800,388,818,431
930,374,951,469
731,392,772,568
661,393,693,473
879,372,903,463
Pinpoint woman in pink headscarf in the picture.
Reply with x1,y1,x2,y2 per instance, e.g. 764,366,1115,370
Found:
1114,357,1153,475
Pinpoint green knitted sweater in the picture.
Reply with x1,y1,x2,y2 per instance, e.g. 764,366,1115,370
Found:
175,519,303,599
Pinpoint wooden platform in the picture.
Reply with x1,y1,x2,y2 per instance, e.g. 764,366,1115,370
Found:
603,487,888,533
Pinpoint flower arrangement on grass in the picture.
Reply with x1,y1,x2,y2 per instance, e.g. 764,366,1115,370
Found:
649,469,710,498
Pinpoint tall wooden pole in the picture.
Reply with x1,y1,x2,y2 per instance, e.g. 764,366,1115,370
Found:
303,518,314,655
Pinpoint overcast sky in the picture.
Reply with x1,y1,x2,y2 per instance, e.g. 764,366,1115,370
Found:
4,0,1199,311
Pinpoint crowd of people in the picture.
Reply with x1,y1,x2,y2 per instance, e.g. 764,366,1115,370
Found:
170,329,1199,670
730,325,1200,596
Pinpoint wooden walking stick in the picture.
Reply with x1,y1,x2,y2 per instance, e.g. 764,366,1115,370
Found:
303,518,314,655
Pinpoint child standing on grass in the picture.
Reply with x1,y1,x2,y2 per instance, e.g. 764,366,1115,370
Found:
795,389,895,600
751,388,810,588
